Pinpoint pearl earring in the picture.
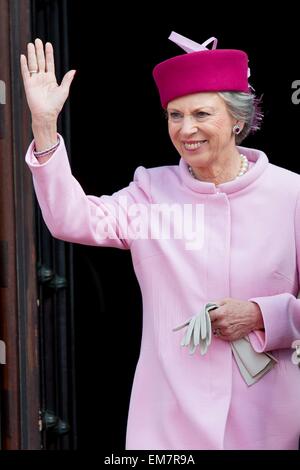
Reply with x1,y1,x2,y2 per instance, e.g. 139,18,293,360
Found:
232,124,242,135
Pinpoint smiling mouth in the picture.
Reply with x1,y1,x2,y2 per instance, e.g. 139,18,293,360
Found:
183,140,207,150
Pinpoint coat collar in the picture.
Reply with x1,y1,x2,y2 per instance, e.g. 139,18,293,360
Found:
179,146,269,195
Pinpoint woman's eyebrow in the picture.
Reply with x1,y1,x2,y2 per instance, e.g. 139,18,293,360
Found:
167,106,215,112
191,107,215,113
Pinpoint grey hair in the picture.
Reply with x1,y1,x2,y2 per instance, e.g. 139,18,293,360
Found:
217,92,263,144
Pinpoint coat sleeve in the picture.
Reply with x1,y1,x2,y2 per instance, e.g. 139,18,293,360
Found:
25,135,151,249
248,189,300,352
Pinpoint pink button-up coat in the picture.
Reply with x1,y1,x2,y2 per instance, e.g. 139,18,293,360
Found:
26,138,300,449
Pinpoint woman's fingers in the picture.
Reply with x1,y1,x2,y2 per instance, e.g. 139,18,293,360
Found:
27,42,38,73
35,38,46,73
208,307,219,323
20,54,30,83
45,42,55,74
24,40,56,76
26,39,47,74
60,70,76,93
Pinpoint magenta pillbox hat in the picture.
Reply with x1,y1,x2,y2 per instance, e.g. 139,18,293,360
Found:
153,32,250,108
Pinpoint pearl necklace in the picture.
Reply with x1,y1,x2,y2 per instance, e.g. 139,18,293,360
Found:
188,154,249,181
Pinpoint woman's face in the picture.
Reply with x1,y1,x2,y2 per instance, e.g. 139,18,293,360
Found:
167,92,237,169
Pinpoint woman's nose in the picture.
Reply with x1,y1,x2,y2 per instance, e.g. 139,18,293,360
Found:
180,117,198,135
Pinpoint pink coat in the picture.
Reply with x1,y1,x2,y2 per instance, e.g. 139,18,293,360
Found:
26,138,300,450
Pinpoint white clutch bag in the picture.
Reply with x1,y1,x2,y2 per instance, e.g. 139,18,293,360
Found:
173,303,277,386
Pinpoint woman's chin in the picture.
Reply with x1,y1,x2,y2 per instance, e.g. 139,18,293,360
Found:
182,153,210,168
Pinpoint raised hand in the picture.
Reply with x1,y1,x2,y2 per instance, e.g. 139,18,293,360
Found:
20,38,76,121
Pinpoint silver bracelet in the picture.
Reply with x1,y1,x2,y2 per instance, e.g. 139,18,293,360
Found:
33,135,60,157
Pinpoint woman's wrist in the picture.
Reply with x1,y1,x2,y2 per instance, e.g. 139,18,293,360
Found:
250,301,265,330
32,118,58,152
33,135,60,157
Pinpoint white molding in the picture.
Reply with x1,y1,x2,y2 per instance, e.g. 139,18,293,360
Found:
0,80,6,104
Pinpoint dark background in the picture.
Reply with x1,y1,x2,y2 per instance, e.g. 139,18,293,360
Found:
63,2,300,450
